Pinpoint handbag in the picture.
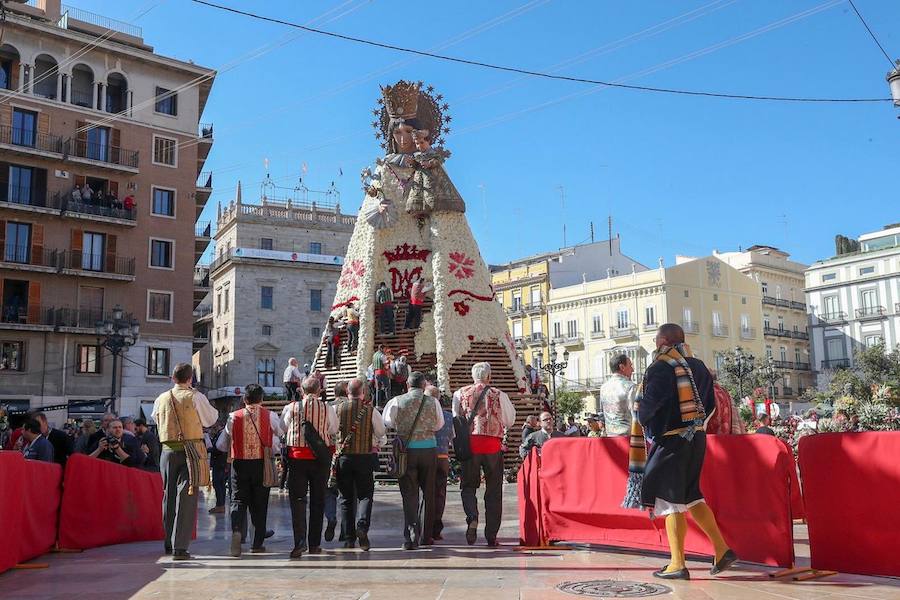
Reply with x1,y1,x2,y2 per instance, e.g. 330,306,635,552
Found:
246,407,276,488
298,398,333,469
327,402,369,489
390,393,428,478
452,385,492,462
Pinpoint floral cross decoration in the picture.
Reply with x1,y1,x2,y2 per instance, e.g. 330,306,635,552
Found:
448,251,475,280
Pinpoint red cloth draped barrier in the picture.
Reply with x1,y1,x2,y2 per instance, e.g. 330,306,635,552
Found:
799,432,900,577
777,439,805,521
0,452,63,574
58,454,164,550
520,436,794,567
517,449,544,545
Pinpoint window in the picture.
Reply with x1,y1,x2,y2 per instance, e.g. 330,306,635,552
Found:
683,290,689,298
257,358,276,387
152,187,175,217
742,297,747,305
147,347,170,376
82,232,104,271
682,307,693,325
775,285,782,300
826,338,845,360
216,291,221,315
311,326,321,338
531,318,542,335
765,345,773,359
0,341,24,371
86,126,110,162
309,242,322,254
712,293,718,302
152,136,177,166
712,311,723,333
262,324,272,336
823,296,841,317
4,222,30,263
224,285,230,313
76,344,101,374
512,321,523,338
865,335,883,348
795,348,802,364
261,286,274,310
761,282,769,295
224,324,228,338
860,289,877,310
215,327,220,341
12,109,37,147
822,273,837,282
512,291,522,311
310,289,322,312
740,314,750,331
8,165,33,203
763,313,771,329
553,322,561,338
592,314,603,333
148,291,173,322
260,238,273,251
859,266,875,276
154,86,178,116
532,353,543,369
530,286,541,305
566,319,578,337
777,315,784,331
616,309,629,329
149,239,173,268
645,306,656,325
780,346,787,362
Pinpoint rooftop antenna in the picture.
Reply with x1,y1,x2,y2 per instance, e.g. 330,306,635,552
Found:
608,215,613,256
590,221,594,243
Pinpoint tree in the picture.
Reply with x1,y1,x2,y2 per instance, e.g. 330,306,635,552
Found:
554,388,586,419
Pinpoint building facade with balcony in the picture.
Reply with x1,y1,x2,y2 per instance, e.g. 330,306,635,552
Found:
0,1,215,422
805,224,900,386
197,185,355,398
715,245,812,401
547,255,764,414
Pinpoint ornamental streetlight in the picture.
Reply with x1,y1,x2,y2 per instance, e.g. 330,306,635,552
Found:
758,354,782,414
95,305,139,414
541,347,569,429
887,62,900,109
728,347,756,400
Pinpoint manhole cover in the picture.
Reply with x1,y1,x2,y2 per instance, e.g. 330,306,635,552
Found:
556,580,671,597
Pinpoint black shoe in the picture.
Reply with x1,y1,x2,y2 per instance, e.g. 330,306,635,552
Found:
465,521,478,546
289,546,304,560
265,529,275,539
324,520,337,542
402,541,416,551
432,533,443,541
230,531,242,558
163,544,172,555
308,546,322,554
710,549,738,575
343,540,356,549
357,530,370,551
486,538,499,548
250,546,266,553
171,550,191,561
653,566,691,580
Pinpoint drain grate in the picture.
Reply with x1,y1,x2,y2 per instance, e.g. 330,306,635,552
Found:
556,580,672,597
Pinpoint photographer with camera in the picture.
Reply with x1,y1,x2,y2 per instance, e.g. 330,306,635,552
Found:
89,418,145,468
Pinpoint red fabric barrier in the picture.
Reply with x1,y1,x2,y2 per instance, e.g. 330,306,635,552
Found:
799,432,900,577
532,435,794,567
58,454,164,550
18,458,62,563
517,449,544,545
0,452,27,574
777,439,805,521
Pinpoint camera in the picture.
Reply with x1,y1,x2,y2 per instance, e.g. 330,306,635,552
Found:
106,435,120,448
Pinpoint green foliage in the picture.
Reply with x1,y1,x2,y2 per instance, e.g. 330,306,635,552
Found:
554,388,586,419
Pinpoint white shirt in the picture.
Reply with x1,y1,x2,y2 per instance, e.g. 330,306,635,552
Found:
451,386,516,428
283,365,303,384
223,406,286,446
599,373,637,435
151,385,219,429
280,400,339,445
383,393,445,431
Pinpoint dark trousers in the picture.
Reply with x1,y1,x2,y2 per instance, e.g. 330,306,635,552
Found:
432,456,450,537
399,447,436,543
288,457,329,549
211,458,228,507
284,382,298,402
326,340,339,367
404,303,423,329
346,323,359,351
460,451,504,542
375,374,391,409
230,458,271,549
379,304,395,334
161,448,197,552
337,453,377,539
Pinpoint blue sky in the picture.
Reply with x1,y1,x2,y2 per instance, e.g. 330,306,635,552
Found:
80,0,899,267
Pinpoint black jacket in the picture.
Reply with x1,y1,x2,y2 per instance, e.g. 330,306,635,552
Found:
95,434,146,468
47,428,73,468
639,356,716,440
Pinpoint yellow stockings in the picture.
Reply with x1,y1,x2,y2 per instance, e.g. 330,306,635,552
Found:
663,503,729,572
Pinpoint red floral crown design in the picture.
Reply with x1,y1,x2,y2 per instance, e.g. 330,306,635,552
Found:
383,243,431,264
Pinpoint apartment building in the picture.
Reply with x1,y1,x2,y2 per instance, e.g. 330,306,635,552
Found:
715,245,813,400
0,1,215,421
199,184,354,399
547,256,764,414
805,224,900,384
490,237,647,370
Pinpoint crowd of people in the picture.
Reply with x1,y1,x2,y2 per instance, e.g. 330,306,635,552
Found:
68,183,136,212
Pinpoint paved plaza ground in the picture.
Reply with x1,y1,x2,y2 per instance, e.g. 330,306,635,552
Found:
2,484,898,599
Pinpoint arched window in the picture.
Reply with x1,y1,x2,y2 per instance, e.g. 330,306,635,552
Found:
106,72,128,113
0,44,21,91
70,64,94,108
33,54,59,99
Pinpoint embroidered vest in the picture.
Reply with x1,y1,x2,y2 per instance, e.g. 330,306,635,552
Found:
156,387,204,443
286,396,331,448
458,383,504,438
230,405,272,460
394,389,437,443
337,398,375,455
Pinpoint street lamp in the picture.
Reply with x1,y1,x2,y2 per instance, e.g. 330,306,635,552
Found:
887,62,900,108
758,354,782,415
95,305,139,414
729,347,756,400
540,347,569,429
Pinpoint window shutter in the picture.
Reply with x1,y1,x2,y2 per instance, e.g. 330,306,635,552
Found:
74,175,86,188
75,120,86,158
110,128,121,164
105,233,117,273
108,181,119,197
0,104,10,129
30,223,43,266
10,61,19,91
37,112,50,136
70,228,83,268
27,281,41,324
34,168,47,205
0,219,6,253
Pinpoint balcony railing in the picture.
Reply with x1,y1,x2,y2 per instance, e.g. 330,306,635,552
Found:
643,321,658,331
52,193,137,222
711,324,729,337
681,321,699,334
194,274,210,288
790,300,807,311
526,332,544,346
791,330,809,340
590,329,606,340
62,250,135,276
740,327,756,340
775,298,790,308
1,184,47,207
781,386,794,396
855,306,886,320
194,304,213,318
505,303,525,316
199,123,214,139
609,326,638,338
197,171,213,188
764,326,792,338
774,360,794,369
821,358,851,370
796,362,810,371
514,336,525,349
762,295,777,306
68,139,139,169
818,312,847,324
523,301,544,314
196,222,212,237
0,125,64,154
70,89,94,109
0,245,58,267
62,4,144,37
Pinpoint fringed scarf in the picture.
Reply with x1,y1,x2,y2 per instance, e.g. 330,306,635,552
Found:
621,343,706,510
183,439,211,495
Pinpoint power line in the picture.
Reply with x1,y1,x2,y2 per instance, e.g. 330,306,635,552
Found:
846,0,896,68
191,0,891,103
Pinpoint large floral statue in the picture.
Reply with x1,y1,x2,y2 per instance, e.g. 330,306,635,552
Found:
320,80,527,397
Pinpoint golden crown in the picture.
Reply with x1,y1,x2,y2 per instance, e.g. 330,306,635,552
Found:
380,80,420,119
372,80,452,151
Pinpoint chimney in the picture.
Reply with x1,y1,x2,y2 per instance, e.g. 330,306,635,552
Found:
44,0,62,22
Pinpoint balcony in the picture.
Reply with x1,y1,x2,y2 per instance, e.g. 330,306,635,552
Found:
896,302,900,315
525,332,545,347
551,333,583,347
818,312,847,324
740,327,756,340
61,250,135,279
195,222,212,261
711,324,729,338
514,336,526,349
774,360,794,369
796,362,810,371
590,329,606,340
54,193,137,225
0,125,64,158
643,321,658,331
523,300,544,315
609,326,638,339
66,139,139,173
505,303,525,317
762,295,777,306
821,358,851,370
681,321,699,334
196,171,213,219
791,330,809,341
0,245,60,274
764,326,792,338
197,123,213,171
193,304,213,319
781,386,794,397
775,298,791,308
855,306,886,321
0,304,132,331
790,300,807,311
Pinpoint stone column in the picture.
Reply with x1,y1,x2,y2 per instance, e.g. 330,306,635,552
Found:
92,82,99,110
19,63,27,93
55,73,62,102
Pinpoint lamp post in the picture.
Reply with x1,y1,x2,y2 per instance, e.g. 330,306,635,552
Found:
887,62,900,111
540,347,569,429
758,354,781,415
95,305,139,414
729,347,756,400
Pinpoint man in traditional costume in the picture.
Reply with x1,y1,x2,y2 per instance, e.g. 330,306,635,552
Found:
371,344,391,408
623,324,737,580
599,354,637,435
453,362,516,547
152,363,219,560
